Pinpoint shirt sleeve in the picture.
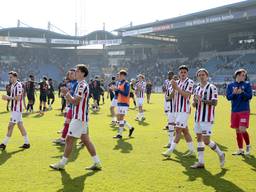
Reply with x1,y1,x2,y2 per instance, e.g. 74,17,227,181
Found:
242,83,252,100
185,80,194,94
17,83,23,96
211,85,218,100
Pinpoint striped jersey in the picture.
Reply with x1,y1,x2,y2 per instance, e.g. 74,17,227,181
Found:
72,80,89,122
174,78,194,113
194,83,218,122
10,81,23,112
167,85,176,113
135,81,146,98
163,79,171,100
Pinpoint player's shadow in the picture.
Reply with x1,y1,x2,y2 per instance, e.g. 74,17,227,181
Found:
33,113,44,118
52,143,84,163
172,150,244,192
55,113,64,117
0,149,25,166
138,121,150,126
0,111,9,114
110,126,119,132
242,155,256,172
22,113,30,118
215,142,228,152
56,170,99,192
113,138,133,153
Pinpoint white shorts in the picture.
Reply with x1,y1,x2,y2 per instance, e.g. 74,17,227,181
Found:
164,100,170,115
111,98,117,107
117,106,128,115
10,111,22,124
194,122,213,136
137,98,144,107
68,119,88,138
175,112,189,129
168,112,176,124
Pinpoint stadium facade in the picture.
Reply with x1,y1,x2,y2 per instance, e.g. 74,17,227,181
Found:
0,0,256,91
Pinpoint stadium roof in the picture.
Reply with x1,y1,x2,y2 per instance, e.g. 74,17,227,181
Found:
115,0,256,39
0,27,121,47
0,27,78,39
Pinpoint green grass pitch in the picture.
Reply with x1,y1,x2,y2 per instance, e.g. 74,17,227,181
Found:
0,93,255,192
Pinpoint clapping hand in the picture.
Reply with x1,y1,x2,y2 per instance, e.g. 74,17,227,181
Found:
171,80,178,90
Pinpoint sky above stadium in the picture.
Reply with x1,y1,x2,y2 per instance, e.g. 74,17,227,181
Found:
0,0,245,36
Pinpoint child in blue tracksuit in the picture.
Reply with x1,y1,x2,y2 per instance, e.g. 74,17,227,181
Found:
226,69,252,155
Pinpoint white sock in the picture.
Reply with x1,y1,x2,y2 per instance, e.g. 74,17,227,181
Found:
168,124,174,144
208,141,223,156
167,141,177,153
60,156,68,165
2,136,10,145
118,127,124,135
24,135,29,144
118,121,124,135
112,117,117,122
92,155,100,164
125,121,132,129
197,142,205,164
187,142,194,152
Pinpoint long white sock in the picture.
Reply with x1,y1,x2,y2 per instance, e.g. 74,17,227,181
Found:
137,113,141,119
24,135,29,144
125,121,132,129
208,141,223,156
168,124,174,144
2,136,10,145
92,155,100,164
118,121,124,135
187,142,194,152
112,117,117,122
197,142,205,164
60,156,68,165
167,141,177,153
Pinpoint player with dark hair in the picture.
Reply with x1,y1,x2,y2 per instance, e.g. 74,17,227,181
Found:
0,71,30,150
50,64,102,171
26,75,36,113
226,69,252,155
191,68,225,169
47,78,55,110
113,70,134,139
162,65,195,158
39,76,49,114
